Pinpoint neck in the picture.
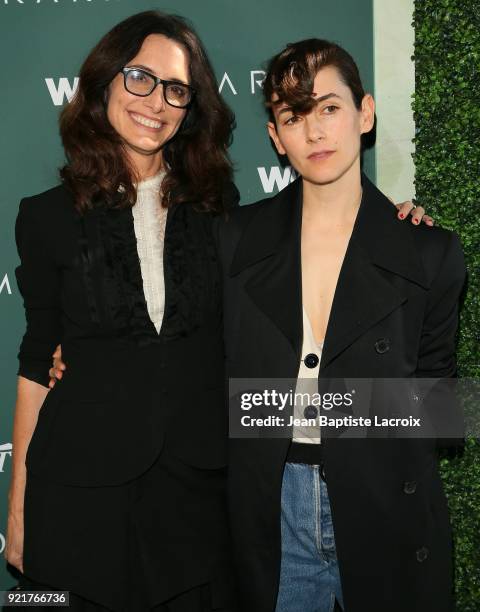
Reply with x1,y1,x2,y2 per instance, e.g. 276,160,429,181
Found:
128,150,164,182
302,159,362,225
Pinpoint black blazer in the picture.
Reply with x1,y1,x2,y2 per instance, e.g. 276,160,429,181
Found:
15,182,239,487
217,174,466,612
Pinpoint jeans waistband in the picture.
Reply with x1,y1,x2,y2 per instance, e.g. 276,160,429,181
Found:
286,442,327,482
286,442,324,467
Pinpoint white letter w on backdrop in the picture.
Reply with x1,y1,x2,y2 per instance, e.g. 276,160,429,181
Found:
258,166,297,193
45,77,80,106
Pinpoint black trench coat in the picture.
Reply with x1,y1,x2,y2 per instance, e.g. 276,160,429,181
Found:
216,174,466,612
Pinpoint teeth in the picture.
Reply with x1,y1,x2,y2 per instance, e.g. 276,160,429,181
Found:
131,113,162,129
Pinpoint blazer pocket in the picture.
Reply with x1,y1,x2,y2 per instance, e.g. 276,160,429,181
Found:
27,396,163,486
50,361,127,404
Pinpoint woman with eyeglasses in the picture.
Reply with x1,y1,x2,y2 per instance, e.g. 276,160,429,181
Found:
5,11,238,612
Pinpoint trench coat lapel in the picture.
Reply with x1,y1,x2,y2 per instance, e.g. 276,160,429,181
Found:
230,173,429,371
230,178,304,360
319,236,404,370
320,175,429,369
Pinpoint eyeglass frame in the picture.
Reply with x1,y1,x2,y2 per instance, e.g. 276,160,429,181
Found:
120,67,196,109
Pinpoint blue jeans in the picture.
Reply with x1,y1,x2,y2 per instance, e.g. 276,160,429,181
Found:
275,463,344,612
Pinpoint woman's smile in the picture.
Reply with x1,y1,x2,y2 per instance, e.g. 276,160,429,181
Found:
128,111,165,130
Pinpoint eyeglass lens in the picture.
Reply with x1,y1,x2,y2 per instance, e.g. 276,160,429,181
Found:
125,70,191,107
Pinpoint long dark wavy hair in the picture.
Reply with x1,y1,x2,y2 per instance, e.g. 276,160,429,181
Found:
60,11,234,213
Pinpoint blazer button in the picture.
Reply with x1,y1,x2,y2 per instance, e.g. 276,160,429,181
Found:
374,338,390,354
304,405,318,419
304,353,319,368
403,480,417,494
416,546,429,562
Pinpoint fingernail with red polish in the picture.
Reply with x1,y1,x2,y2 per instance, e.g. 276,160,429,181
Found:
399,213,404,219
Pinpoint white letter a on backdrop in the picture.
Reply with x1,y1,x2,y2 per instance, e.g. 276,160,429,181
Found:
0,274,11,295
218,73,237,95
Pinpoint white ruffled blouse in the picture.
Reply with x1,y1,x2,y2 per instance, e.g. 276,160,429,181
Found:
132,170,167,334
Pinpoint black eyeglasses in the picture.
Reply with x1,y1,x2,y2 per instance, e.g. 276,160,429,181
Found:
120,67,195,108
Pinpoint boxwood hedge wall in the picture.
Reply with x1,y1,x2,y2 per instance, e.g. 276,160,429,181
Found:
413,1,479,609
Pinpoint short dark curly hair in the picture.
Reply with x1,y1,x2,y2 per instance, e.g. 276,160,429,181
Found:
263,38,365,121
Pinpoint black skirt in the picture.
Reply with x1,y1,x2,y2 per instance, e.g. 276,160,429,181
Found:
14,577,232,611
21,446,237,611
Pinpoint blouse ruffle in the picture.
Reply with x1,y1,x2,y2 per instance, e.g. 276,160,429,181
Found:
78,197,219,346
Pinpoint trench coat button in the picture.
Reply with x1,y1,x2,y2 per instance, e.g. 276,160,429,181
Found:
304,405,318,419
416,546,429,562
304,353,319,368
374,338,390,354
403,480,417,494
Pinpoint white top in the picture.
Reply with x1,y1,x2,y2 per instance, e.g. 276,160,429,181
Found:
292,306,324,444
132,170,167,334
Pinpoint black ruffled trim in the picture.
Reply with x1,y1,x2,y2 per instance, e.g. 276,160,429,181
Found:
78,215,100,325
79,201,220,345
100,206,158,345
161,204,214,341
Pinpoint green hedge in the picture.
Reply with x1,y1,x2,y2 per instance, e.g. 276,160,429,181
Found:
413,1,480,609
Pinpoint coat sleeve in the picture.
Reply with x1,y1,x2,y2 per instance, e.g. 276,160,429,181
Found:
15,197,63,388
415,231,467,450
416,231,466,378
